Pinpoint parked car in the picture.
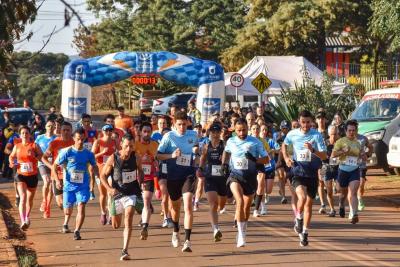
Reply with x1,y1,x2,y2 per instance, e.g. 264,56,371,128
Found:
0,94,16,109
152,92,196,115
139,90,164,112
387,128,400,175
0,108,34,128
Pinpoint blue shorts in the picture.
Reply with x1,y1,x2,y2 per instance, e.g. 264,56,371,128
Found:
63,188,90,208
337,168,360,188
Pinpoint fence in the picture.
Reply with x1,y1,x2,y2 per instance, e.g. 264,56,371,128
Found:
336,75,390,91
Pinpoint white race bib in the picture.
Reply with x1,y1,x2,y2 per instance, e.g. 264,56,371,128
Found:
142,164,151,175
176,154,191,167
296,149,311,162
344,156,358,166
70,170,84,183
329,157,339,166
83,142,93,150
211,165,222,176
161,163,167,174
233,157,248,170
122,171,136,183
20,162,33,173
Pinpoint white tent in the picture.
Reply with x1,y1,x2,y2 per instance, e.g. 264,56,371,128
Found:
225,56,346,96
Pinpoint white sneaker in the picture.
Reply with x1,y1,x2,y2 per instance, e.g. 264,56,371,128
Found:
181,240,192,252
260,203,267,215
213,229,222,242
171,232,180,248
253,209,260,218
236,233,246,247
264,194,270,204
193,202,199,212
162,218,168,228
219,208,226,214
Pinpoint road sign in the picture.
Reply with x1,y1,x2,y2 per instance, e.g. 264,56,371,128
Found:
251,73,271,94
230,73,244,87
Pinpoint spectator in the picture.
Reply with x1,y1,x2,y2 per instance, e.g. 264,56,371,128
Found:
47,106,58,121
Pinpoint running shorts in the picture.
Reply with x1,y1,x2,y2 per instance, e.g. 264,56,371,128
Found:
228,176,257,196
15,174,38,188
324,165,338,181
38,165,51,181
63,188,90,208
337,168,360,188
52,180,63,196
109,195,137,216
360,168,367,180
265,170,275,180
291,176,318,199
142,180,155,193
204,177,228,196
167,175,197,201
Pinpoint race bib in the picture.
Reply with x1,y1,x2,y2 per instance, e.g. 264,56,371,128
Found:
20,162,33,173
176,154,191,167
344,156,358,166
103,155,109,163
142,164,151,175
83,142,93,150
70,170,84,183
296,149,311,162
265,162,272,168
161,163,167,174
122,171,136,183
211,165,222,176
233,157,248,170
329,157,339,166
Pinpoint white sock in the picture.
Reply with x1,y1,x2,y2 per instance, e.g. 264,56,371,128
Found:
212,224,219,233
237,221,245,237
303,227,308,234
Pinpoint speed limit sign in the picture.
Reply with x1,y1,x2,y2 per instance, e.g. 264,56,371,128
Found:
230,73,244,87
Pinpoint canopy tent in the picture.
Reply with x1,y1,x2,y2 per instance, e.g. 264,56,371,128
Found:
225,56,346,96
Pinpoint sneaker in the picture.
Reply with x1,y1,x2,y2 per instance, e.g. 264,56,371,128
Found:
140,227,148,240
162,218,169,228
253,209,260,218
260,203,267,215
40,200,46,212
236,233,246,247
264,194,270,204
90,191,95,200
73,231,81,240
339,207,345,218
315,194,320,201
214,230,222,242
328,210,336,217
358,199,365,211
25,218,31,228
62,225,71,233
120,249,130,261
171,232,180,248
294,218,303,234
318,205,327,214
299,232,309,247
182,240,192,252
281,197,288,204
107,217,112,225
350,214,359,224
193,201,199,212
20,222,28,231
219,208,226,214
167,218,174,228
100,213,107,225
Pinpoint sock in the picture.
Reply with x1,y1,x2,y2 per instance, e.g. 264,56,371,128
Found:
237,221,245,237
296,211,303,220
20,213,25,223
244,221,248,232
172,221,179,232
303,227,308,234
142,223,149,229
254,194,262,211
195,198,199,203
184,229,192,241
212,224,219,233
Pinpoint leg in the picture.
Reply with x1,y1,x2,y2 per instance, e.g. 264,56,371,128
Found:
75,203,86,232
182,192,194,239
26,187,36,219
289,182,298,217
324,180,335,213
277,168,286,199
97,183,108,215
112,214,122,229
243,194,254,221
16,182,27,225
141,190,153,226
159,180,170,219
194,177,204,210
122,206,135,251
206,191,219,229
348,180,360,220
295,185,307,216
303,195,313,230
230,182,245,222
254,172,265,215
317,168,326,208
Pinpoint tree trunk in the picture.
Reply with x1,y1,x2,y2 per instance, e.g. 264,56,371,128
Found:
111,86,118,109
373,41,381,89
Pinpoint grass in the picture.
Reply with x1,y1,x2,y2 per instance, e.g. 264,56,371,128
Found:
15,246,38,267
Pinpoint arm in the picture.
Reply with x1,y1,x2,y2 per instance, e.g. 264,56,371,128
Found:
4,142,13,155
281,143,294,167
99,156,116,195
136,153,144,184
9,146,17,168
42,149,53,170
34,144,43,162
198,143,208,169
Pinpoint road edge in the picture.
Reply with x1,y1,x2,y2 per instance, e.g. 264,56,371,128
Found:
0,210,18,267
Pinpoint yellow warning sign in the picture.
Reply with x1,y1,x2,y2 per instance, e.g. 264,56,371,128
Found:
251,73,271,94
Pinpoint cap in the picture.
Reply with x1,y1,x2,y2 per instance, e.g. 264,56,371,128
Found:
102,124,114,131
117,105,125,111
280,120,290,129
193,123,202,128
209,123,222,132
316,111,326,119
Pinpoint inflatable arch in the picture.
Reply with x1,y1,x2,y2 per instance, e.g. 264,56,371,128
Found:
61,51,225,124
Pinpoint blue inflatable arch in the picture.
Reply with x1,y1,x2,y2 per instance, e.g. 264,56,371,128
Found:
61,51,225,124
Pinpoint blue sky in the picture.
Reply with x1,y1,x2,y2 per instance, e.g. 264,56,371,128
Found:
16,0,98,56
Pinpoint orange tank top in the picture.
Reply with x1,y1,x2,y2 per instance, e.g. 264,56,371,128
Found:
16,142,38,176
95,139,117,165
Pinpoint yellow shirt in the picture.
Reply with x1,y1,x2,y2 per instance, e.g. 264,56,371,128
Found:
333,137,361,162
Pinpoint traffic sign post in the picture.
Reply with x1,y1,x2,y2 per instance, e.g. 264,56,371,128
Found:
230,73,244,102
251,73,272,107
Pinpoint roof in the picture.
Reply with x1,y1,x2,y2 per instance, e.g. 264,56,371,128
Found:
364,88,400,95
325,35,371,48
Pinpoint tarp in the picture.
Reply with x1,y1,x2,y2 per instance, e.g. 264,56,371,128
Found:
225,56,346,96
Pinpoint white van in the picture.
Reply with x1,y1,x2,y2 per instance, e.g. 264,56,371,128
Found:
387,129,400,175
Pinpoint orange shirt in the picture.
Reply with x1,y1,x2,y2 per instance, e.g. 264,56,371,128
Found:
93,139,117,165
115,115,133,131
14,142,39,176
134,140,158,181
47,137,74,179
98,128,124,143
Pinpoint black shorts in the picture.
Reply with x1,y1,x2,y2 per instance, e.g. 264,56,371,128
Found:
15,174,38,188
204,177,227,196
52,180,64,196
360,168,367,179
324,165,338,181
167,175,197,201
291,176,318,199
228,176,257,196
142,180,155,192
265,170,275,180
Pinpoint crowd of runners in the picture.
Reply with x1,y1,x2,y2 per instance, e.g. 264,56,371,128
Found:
1,102,373,260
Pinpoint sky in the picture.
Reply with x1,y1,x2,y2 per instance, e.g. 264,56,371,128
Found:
16,0,99,56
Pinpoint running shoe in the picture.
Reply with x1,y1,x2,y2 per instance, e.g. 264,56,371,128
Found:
162,218,169,228
253,209,260,217
339,207,345,218
219,208,226,214
120,249,130,261
260,202,267,215
328,210,336,217
62,225,71,233
73,231,82,240
40,200,46,212
182,240,192,252
264,194,270,204
167,218,174,228
90,191,95,200
358,199,365,211
281,197,288,204
107,217,112,225
236,233,246,248
100,213,107,225
299,232,309,247
140,227,148,240
214,230,222,242
20,222,28,231
171,232,180,248
193,201,199,211
25,218,30,228
294,218,303,234
350,214,359,224
318,205,327,214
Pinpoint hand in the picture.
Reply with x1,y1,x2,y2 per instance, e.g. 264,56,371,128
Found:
155,190,162,200
108,188,117,196
222,163,230,177
284,157,294,168
341,147,349,155
245,152,257,162
361,153,368,161
304,142,313,152
56,180,62,190
102,147,108,154
171,148,181,159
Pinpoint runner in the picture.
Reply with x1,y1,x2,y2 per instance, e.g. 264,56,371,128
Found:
100,134,143,260
193,123,209,211
9,126,43,230
274,120,290,204
316,111,329,214
102,114,125,141
115,106,133,133
52,127,98,240
198,123,226,242
282,110,327,247
222,118,269,247
151,115,167,142
92,124,119,225
35,120,57,218
134,122,159,240
357,132,372,211
156,111,199,252
42,122,74,209
331,120,362,224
